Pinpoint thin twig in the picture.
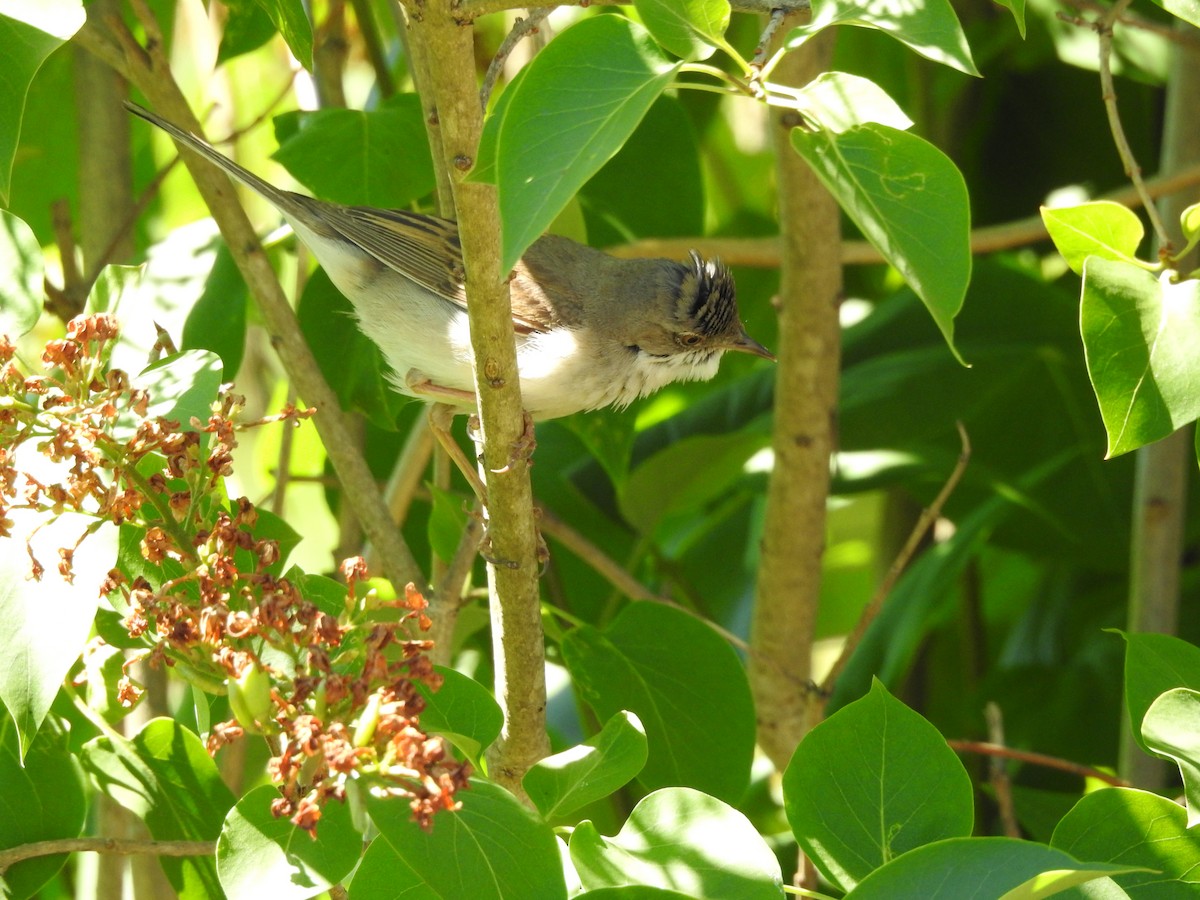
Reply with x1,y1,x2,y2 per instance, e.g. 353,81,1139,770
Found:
949,740,1130,787
1093,0,1172,248
749,8,789,78
985,703,1021,838
455,0,810,22
1061,0,1200,47
481,9,552,110
820,422,971,697
348,0,397,97
0,838,216,873
536,503,666,603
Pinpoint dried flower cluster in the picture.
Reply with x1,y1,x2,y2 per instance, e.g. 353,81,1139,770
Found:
1,314,469,835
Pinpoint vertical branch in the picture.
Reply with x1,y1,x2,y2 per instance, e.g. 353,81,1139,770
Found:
1119,19,1200,788
405,4,549,792
750,27,841,771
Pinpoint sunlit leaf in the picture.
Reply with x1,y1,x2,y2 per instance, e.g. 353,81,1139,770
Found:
1041,201,1146,276
792,72,914,133
0,209,43,338
1080,259,1200,456
634,0,731,62
1141,689,1200,828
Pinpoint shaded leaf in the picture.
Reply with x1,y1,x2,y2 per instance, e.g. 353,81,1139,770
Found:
783,680,973,891
561,602,755,803
415,667,504,767
0,209,43,338
1118,632,1200,758
251,0,312,69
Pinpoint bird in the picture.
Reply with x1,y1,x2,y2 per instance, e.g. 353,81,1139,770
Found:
124,102,774,427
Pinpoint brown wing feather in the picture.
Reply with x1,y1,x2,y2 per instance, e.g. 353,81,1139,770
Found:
324,205,556,334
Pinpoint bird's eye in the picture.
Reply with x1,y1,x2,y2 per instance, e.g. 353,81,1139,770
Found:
679,333,704,347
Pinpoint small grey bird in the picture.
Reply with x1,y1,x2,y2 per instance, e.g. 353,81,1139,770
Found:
126,103,773,421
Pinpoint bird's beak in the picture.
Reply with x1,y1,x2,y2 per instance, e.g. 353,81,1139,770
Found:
729,328,776,362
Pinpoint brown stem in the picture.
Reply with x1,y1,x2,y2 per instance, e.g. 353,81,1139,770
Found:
405,1,549,795
750,26,841,773
480,10,552,109
949,740,1130,788
0,837,215,873
455,0,811,23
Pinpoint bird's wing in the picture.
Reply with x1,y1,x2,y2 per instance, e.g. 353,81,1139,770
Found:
330,205,556,334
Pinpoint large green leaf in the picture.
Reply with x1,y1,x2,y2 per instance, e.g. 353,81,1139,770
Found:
1051,787,1200,896
845,837,1137,899
365,779,567,900
1079,259,1200,457
273,94,434,208
347,835,433,898
783,680,974,892
0,716,87,900
524,711,648,820
785,0,979,76
560,602,755,803
791,124,971,363
1041,201,1146,276
1119,632,1200,758
0,513,117,758
633,0,731,62
1142,689,1200,829
792,72,914,133
1147,0,1200,29
493,15,680,271
217,784,362,900
0,2,84,204
81,719,236,900
0,209,43,338
569,787,782,897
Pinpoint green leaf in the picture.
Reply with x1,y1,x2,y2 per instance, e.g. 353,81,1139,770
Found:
0,716,87,900
844,837,1137,899
366,779,567,900
414,667,504,767
1041,202,1146,276
791,124,971,364
569,787,782,897
1182,202,1200,246
182,244,248,377
1051,787,1200,894
792,72,914,133
347,835,433,898
494,16,681,271
0,209,43,337
562,407,637,490
138,349,225,430
633,0,731,62
428,485,470,565
993,0,1027,38
273,95,435,208
1080,259,1200,457
217,784,362,900
783,679,974,892
786,0,978,76
561,602,755,803
0,3,84,204
1119,632,1200,759
0,513,117,758
524,711,648,820
250,0,312,69
1142,689,1200,828
81,718,236,899
1148,0,1200,30
618,430,768,535
217,0,278,65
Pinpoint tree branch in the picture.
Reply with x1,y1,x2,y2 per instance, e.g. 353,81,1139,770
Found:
405,0,549,794
72,13,428,594
0,838,215,873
